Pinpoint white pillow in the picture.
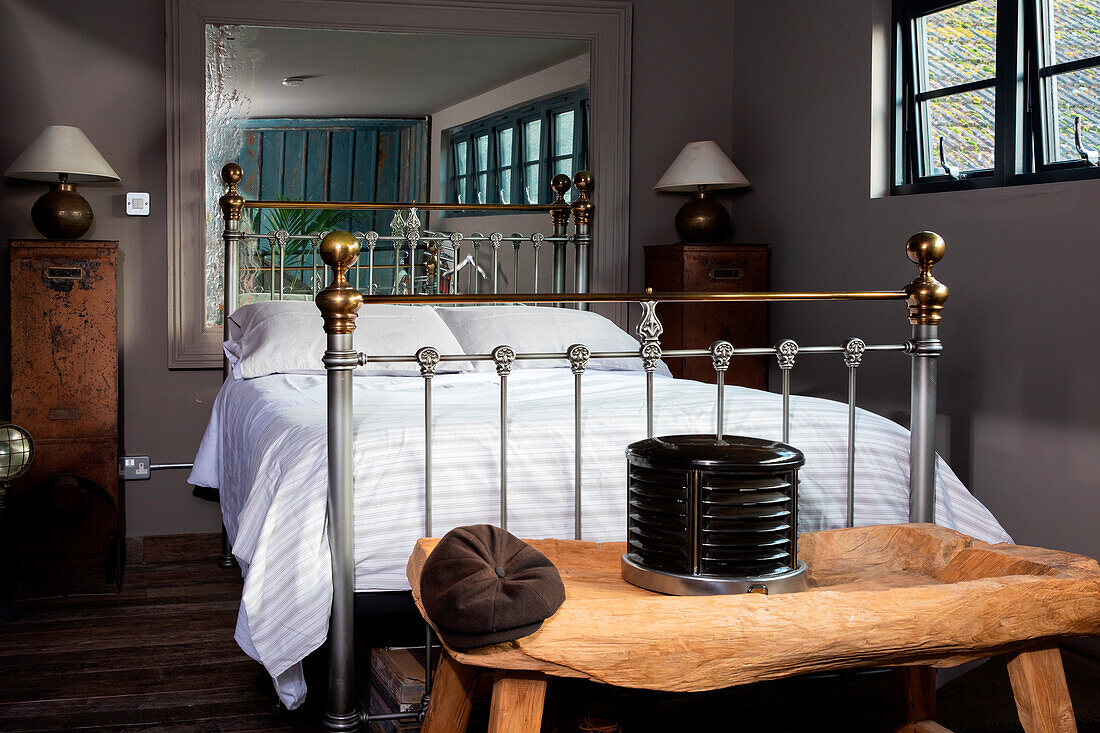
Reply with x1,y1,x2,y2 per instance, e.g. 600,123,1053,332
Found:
434,305,672,376
225,301,472,378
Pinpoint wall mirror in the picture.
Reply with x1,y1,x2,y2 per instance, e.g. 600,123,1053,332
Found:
168,0,631,368
205,24,590,326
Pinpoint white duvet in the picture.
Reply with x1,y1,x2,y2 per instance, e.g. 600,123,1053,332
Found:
189,369,1011,708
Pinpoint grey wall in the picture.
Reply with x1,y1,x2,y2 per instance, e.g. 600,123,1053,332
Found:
0,0,222,537
731,0,1100,560
0,0,735,537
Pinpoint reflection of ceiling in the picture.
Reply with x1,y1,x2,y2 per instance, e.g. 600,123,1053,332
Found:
236,26,590,118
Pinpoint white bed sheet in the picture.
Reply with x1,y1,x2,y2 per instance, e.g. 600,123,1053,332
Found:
189,369,1011,708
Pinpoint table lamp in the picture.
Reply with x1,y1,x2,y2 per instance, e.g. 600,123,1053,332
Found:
654,141,750,243
4,125,120,240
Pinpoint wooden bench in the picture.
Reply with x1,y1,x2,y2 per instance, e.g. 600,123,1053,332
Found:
406,523,1100,732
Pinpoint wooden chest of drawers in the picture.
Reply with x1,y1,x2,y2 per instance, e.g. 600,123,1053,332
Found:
643,243,768,389
9,241,122,583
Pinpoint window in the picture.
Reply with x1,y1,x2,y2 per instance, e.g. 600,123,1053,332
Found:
894,0,1100,193
451,139,468,203
521,118,543,204
444,88,588,209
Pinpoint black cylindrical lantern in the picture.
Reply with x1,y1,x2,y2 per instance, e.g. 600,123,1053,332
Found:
621,434,807,595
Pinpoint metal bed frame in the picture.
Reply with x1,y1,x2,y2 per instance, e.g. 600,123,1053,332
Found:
218,162,948,731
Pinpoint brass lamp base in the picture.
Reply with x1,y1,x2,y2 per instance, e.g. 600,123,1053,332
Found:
674,187,731,243
31,175,93,240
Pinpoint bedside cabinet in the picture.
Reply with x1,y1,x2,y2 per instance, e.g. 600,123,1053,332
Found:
9,241,122,585
644,243,768,389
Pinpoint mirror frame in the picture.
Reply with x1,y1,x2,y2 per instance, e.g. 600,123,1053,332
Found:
166,0,632,368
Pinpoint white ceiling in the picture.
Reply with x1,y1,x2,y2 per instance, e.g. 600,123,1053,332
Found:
233,26,590,118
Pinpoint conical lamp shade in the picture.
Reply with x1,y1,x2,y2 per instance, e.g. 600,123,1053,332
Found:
654,140,749,192
5,125,120,183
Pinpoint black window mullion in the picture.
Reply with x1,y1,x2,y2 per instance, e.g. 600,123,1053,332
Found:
915,76,997,102
573,97,587,175
511,122,523,205
465,134,476,206
990,0,1017,184
486,129,498,204
539,108,551,204
1022,0,1045,168
1039,54,1100,77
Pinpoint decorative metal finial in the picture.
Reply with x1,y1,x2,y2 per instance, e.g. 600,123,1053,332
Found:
315,230,363,335
550,174,572,227
219,162,245,222
637,300,664,374
710,340,734,373
775,339,799,370
568,343,590,375
570,171,594,227
492,345,516,377
416,346,440,379
904,232,948,326
843,338,866,368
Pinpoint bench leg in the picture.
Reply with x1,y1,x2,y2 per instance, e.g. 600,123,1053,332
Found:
894,666,953,733
1007,643,1078,733
487,671,548,733
421,651,478,733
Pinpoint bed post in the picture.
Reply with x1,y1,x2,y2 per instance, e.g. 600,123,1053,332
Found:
904,232,948,524
571,171,594,306
316,231,364,732
218,163,245,570
550,174,572,295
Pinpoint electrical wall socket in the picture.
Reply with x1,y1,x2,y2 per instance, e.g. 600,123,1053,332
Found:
119,456,151,480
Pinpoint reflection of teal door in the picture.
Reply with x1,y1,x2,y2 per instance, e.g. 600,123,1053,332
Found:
237,118,428,294
238,117,428,234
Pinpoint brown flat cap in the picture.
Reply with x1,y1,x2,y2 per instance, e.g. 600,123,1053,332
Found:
420,525,566,650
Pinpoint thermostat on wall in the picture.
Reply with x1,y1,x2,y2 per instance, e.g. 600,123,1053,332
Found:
126,192,150,216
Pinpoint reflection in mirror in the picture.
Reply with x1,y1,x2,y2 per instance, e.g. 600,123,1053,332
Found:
205,25,590,326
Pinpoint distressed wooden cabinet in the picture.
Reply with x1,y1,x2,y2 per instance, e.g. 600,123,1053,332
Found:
643,243,768,389
9,241,122,584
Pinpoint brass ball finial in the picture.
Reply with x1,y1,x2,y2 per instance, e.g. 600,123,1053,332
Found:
221,162,243,187
904,231,947,326
318,230,361,270
551,174,572,197
573,170,593,195
219,163,246,221
906,231,945,274
571,171,594,227
316,230,363,335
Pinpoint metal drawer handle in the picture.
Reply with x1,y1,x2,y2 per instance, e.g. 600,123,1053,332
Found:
711,267,743,281
49,407,82,421
45,266,86,281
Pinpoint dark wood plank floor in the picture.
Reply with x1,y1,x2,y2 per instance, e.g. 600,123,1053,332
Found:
0,562,321,732
0,558,1097,732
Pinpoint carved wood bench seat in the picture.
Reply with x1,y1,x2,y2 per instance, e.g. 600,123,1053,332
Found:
407,523,1100,732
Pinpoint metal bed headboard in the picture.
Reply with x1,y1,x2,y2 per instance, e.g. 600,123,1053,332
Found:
218,161,592,377
220,163,948,732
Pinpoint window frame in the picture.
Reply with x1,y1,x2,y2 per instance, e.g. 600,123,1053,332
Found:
893,0,1100,196
444,87,589,213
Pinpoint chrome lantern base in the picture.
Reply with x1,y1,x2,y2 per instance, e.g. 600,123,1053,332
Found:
621,555,808,596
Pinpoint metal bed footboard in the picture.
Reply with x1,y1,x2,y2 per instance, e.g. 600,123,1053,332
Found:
307,235,946,731
220,162,948,731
